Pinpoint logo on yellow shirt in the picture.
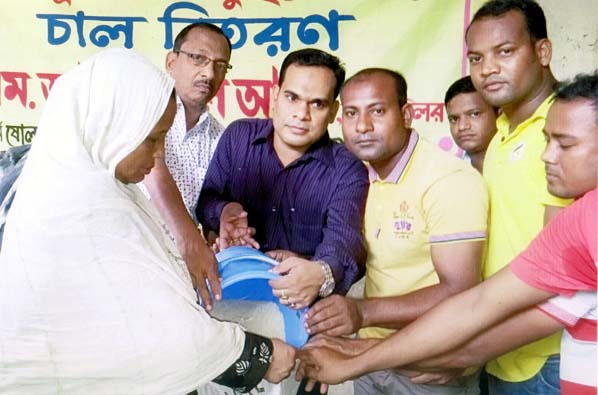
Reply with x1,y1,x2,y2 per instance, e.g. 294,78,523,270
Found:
393,201,414,239
509,142,526,161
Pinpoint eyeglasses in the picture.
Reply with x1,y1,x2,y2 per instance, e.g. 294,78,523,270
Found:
175,50,233,73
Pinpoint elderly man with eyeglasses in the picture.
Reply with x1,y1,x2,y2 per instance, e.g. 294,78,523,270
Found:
141,23,233,311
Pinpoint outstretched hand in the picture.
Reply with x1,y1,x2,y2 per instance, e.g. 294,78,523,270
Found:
216,202,259,251
180,232,221,310
304,295,363,336
296,345,355,386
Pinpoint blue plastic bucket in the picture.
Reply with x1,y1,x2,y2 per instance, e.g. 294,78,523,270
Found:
216,246,309,348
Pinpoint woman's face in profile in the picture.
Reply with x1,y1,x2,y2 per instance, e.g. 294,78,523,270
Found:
115,96,176,184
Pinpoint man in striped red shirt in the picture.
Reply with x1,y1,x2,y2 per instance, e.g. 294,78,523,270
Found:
297,72,597,395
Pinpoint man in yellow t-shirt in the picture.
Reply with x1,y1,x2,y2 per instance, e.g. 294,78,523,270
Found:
304,68,488,395
466,1,571,393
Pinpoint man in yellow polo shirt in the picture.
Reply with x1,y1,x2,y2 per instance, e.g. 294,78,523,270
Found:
304,68,488,395
466,0,571,393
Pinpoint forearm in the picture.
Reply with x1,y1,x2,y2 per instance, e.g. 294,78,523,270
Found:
347,287,490,376
413,306,563,370
144,159,198,245
360,282,468,329
316,167,368,294
346,268,554,376
316,247,365,295
212,332,273,392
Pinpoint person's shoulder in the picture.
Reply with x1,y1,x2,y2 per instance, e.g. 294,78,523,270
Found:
223,118,272,138
415,138,478,176
330,140,367,172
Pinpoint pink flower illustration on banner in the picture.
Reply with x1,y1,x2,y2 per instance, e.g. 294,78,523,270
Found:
223,0,293,10
53,0,71,5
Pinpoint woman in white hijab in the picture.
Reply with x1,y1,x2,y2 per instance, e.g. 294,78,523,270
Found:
0,48,295,394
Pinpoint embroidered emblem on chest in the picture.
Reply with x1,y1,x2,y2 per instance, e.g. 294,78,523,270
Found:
392,201,414,239
509,142,526,161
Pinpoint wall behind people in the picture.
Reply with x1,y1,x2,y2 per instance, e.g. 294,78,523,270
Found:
1,0,595,152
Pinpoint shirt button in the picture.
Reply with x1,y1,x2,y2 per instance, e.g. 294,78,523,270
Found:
290,208,295,212
272,207,277,212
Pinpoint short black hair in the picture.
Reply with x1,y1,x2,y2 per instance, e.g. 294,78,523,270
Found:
342,68,408,107
467,0,547,42
444,76,477,107
554,71,598,123
173,23,232,55
444,76,499,114
278,48,345,99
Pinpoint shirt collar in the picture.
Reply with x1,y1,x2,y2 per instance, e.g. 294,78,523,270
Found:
368,129,420,183
251,120,335,167
496,94,554,140
174,95,209,133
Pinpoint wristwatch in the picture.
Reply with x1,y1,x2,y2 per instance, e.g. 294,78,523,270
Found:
316,260,335,297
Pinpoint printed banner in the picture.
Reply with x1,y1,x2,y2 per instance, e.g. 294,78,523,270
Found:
0,0,486,154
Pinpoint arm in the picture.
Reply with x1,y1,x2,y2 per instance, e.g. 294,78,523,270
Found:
305,169,488,335
306,168,489,335
298,267,555,384
311,156,369,294
269,156,369,308
195,127,234,234
213,333,296,391
359,240,484,330
144,158,221,309
305,240,483,336
195,125,259,250
410,306,563,370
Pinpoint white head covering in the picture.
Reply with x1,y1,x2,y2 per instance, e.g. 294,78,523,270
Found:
0,49,244,394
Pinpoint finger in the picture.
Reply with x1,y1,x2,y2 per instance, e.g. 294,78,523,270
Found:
269,275,294,290
306,315,344,336
241,234,260,249
235,211,248,219
305,378,316,392
320,383,329,394
271,257,300,275
295,362,305,381
303,365,321,382
305,302,337,326
305,296,336,319
218,235,230,250
409,373,439,385
196,280,213,311
206,267,222,301
265,250,281,261
279,296,291,305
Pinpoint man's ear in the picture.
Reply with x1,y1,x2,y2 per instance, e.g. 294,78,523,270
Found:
165,51,177,73
328,100,340,124
535,38,552,67
269,85,280,116
402,103,413,128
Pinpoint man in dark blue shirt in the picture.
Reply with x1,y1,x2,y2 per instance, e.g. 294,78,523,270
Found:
197,48,368,310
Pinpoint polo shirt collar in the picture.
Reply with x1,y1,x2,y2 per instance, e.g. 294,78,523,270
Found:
251,121,335,167
368,129,419,183
496,95,553,142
